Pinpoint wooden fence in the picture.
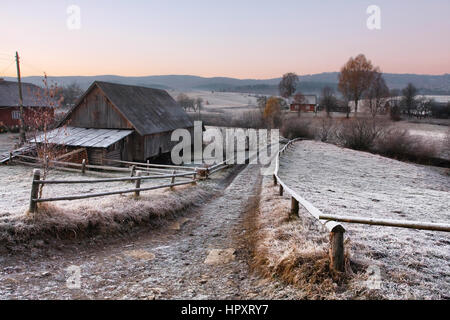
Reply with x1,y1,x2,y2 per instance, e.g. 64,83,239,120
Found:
274,139,450,272
23,152,237,213
14,154,197,176
29,168,198,213
273,138,346,272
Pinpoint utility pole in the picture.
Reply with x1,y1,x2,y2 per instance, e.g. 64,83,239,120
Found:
15,51,26,145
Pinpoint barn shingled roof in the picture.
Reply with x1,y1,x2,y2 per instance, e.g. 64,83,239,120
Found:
0,80,50,108
69,81,193,136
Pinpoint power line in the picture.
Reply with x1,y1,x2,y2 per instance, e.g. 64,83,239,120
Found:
0,54,50,77
20,59,47,76
0,60,15,76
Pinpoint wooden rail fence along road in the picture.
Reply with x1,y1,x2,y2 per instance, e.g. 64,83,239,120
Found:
273,138,346,272
274,139,450,273
29,169,198,213
25,152,237,214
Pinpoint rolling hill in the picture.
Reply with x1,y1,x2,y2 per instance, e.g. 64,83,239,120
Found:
4,73,450,95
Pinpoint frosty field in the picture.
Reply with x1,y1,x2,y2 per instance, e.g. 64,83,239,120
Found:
0,165,194,218
278,140,450,299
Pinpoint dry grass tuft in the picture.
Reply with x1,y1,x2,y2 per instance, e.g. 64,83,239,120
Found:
251,177,357,299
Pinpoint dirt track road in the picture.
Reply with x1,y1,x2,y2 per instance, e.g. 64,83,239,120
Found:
0,164,302,300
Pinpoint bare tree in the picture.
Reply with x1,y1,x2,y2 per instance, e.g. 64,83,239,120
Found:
366,72,390,117
320,86,338,117
293,92,305,117
401,83,418,117
61,82,83,108
338,54,377,117
415,96,433,119
195,97,203,120
389,89,401,121
26,75,65,201
278,73,299,104
176,93,195,111
256,95,268,116
194,97,203,111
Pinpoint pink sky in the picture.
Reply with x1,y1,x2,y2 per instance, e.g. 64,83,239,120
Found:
1,0,449,78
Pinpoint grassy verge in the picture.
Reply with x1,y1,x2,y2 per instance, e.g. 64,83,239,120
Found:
251,175,383,299
0,183,213,246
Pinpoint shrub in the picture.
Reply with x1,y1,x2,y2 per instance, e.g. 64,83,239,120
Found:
0,122,7,134
197,112,232,127
335,118,387,151
7,125,20,133
281,118,314,140
198,110,267,129
315,118,335,142
231,110,266,129
374,128,438,161
390,105,402,121
443,129,450,155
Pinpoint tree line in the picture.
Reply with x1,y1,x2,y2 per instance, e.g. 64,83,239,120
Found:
265,54,450,122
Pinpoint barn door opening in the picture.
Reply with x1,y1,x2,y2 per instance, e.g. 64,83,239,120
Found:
148,147,171,164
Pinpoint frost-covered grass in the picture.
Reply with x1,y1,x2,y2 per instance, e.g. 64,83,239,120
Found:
0,165,199,217
0,164,224,244
255,176,345,299
277,141,450,299
169,90,257,110
0,133,20,154
256,175,393,299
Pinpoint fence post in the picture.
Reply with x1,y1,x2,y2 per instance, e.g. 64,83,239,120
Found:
130,165,136,177
329,226,345,272
81,159,86,175
29,169,41,213
9,152,13,164
290,197,299,218
279,184,284,196
192,170,197,185
170,170,176,189
134,170,142,198
273,174,277,186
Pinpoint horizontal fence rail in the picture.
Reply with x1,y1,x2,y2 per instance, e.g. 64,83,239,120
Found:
16,155,131,172
34,171,196,185
28,168,198,213
35,180,196,203
102,158,197,171
14,154,204,178
319,214,450,233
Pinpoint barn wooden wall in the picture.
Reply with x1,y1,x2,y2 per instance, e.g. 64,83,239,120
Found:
67,87,132,130
144,127,194,160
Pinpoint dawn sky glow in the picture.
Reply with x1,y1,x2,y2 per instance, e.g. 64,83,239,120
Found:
1,0,449,78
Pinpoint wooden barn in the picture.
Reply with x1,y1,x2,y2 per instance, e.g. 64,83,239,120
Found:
0,78,55,128
290,95,318,113
35,81,194,165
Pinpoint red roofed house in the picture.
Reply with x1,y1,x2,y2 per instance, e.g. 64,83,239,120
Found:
0,79,54,129
290,95,318,113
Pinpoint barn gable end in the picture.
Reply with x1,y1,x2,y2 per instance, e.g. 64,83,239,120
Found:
66,85,133,130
